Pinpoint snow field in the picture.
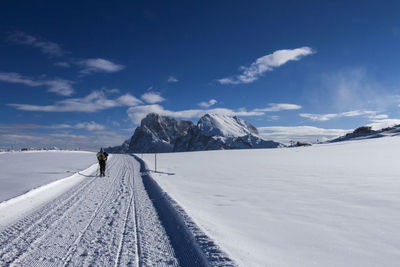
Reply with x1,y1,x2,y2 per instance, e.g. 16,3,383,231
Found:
0,155,179,266
0,151,97,202
0,155,227,266
135,155,236,266
141,137,400,267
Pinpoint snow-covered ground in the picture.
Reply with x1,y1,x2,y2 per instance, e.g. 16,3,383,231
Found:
0,155,182,266
0,151,96,202
0,154,224,266
142,137,400,267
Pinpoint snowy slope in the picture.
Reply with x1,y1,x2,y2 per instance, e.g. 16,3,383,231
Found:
0,151,96,202
142,136,400,267
197,113,258,137
328,124,400,143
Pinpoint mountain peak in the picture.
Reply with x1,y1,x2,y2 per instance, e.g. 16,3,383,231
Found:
108,113,282,153
198,113,259,137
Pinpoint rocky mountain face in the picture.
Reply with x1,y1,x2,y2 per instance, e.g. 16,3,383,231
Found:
128,113,197,153
107,113,283,153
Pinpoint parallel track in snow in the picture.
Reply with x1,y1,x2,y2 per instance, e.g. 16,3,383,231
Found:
0,154,234,267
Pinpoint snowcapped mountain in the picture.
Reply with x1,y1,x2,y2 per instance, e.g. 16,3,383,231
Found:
128,113,197,153
107,113,282,153
197,114,258,137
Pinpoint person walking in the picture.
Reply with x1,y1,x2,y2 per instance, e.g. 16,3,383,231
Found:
97,148,108,176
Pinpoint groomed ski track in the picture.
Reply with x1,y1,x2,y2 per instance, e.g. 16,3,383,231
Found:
0,154,235,267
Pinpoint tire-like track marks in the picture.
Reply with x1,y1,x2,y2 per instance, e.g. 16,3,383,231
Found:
0,154,234,267
134,155,237,267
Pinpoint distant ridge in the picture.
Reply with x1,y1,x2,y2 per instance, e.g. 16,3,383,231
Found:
327,125,400,143
107,113,283,153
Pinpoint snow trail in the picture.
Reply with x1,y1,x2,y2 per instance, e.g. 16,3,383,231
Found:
0,155,174,266
0,155,234,267
0,154,234,266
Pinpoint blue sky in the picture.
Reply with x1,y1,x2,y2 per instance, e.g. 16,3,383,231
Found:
1,0,400,149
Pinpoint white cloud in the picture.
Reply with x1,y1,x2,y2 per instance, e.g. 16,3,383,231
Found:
0,72,41,86
117,94,143,106
44,79,75,96
218,47,315,84
141,92,166,104
369,114,388,120
0,72,74,96
300,113,339,121
300,110,384,122
341,110,376,117
126,101,301,124
267,115,280,121
254,103,302,112
9,90,142,112
318,68,399,112
106,88,120,94
55,62,70,67
127,104,266,124
8,31,66,57
0,121,105,132
198,99,217,108
258,126,350,144
73,121,106,131
168,76,178,82
79,58,125,74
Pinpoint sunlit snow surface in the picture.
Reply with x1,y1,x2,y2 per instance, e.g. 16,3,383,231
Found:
142,137,400,267
0,151,96,202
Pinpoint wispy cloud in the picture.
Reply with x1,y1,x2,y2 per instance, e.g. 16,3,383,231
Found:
126,102,300,124
54,62,70,68
9,90,142,112
8,31,66,57
299,113,339,121
60,121,106,131
300,110,380,122
316,68,400,112
198,99,217,108
254,103,302,112
141,92,166,104
218,47,315,84
0,121,106,132
0,72,74,96
167,76,178,82
258,126,350,144
78,58,125,74
127,104,265,124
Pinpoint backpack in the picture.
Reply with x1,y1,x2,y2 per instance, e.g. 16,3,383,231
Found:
97,151,107,161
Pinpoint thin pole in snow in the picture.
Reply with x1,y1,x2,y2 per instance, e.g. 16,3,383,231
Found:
154,151,157,173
